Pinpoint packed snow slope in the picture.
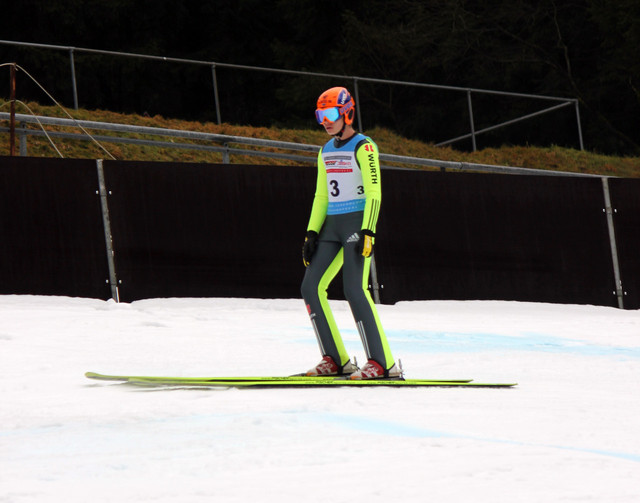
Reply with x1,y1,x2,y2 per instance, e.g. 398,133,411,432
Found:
1,295,639,502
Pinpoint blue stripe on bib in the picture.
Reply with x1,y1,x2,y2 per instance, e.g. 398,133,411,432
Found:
327,199,366,215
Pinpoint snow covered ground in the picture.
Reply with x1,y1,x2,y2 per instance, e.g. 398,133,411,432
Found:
1,295,639,502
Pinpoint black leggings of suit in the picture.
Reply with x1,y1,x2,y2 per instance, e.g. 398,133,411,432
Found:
301,212,393,369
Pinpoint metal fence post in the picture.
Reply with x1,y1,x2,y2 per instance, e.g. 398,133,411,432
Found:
574,100,585,151
353,77,362,131
9,63,16,155
96,159,120,302
211,63,222,125
467,89,477,152
18,122,27,156
69,48,79,110
601,177,624,308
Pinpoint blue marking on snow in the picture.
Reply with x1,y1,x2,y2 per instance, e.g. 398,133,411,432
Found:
386,330,640,359
321,413,640,463
295,327,640,359
399,331,635,356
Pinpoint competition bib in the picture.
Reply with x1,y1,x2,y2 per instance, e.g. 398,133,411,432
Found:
321,134,368,215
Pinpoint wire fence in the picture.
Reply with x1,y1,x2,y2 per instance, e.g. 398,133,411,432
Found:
0,39,584,152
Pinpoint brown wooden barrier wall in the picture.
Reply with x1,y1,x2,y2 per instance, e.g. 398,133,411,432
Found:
1,156,637,308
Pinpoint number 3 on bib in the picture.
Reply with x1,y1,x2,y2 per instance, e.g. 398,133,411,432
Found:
329,180,340,197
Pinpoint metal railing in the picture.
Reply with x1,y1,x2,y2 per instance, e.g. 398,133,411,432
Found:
0,39,584,151
0,111,597,177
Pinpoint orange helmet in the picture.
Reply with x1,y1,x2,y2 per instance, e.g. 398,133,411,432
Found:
315,87,355,126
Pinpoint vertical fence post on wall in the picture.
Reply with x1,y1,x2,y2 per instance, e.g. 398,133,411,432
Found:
601,177,624,308
466,89,477,152
69,48,79,110
96,159,120,302
211,63,222,125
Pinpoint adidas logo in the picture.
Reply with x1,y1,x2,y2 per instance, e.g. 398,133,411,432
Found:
347,232,360,243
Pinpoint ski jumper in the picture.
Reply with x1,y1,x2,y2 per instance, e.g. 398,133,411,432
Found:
301,133,395,370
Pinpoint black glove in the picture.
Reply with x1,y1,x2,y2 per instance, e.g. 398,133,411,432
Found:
357,229,375,258
302,230,318,267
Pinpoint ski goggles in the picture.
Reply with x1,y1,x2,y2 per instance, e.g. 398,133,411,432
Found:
315,107,341,124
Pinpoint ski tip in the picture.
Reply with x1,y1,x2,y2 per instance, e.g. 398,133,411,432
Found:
85,371,128,382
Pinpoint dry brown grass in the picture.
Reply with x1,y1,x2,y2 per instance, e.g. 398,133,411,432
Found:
2,101,639,177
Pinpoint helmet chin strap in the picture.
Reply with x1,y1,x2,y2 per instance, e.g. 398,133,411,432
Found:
333,113,353,138
333,109,356,138
333,121,347,138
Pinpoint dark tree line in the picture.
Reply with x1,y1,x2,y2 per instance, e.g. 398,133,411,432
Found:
2,0,639,154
